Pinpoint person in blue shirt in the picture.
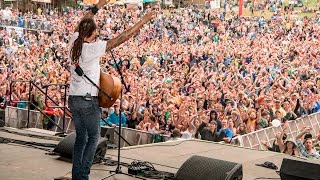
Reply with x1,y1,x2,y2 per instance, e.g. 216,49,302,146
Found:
18,15,24,28
101,103,127,127
218,119,233,143
312,101,320,113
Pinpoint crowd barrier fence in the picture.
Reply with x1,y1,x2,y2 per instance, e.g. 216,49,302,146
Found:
0,18,53,32
4,106,170,147
232,112,320,150
5,106,319,149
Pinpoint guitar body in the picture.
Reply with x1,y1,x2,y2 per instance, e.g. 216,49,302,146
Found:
98,70,121,108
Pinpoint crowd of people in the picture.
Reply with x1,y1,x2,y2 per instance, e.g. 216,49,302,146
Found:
0,3,320,153
261,126,320,159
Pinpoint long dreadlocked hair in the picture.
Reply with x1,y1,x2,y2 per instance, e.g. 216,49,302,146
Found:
71,17,97,64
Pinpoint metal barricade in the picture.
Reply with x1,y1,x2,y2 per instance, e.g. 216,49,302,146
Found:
232,112,320,150
5,106,42,129
101,126,170,148
5,106,75,133
9,80,70,133
4,106,170,147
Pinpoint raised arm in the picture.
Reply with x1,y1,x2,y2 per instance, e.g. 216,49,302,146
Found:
276,131,286,153
296,126,312,140
105,11,155,52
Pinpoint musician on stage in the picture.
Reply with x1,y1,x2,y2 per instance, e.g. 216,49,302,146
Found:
55,1,155,179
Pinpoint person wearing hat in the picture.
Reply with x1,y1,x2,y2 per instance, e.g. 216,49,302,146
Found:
261,132,288,153
276,131,300,156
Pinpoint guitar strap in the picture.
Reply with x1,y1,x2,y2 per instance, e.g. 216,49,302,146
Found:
74,63,112,100
74,63,84,76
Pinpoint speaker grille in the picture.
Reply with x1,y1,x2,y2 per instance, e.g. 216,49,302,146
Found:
53,132,108,163
175,155,242,180
280,158,320,180
54,132,76,159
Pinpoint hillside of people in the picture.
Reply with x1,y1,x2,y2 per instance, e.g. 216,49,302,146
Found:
0,1,320,158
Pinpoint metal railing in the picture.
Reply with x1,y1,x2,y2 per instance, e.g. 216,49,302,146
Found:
232,112,320,150
5,106,74,133
101,126,171,148
0,18,53,32
9,80,71,133
4,106,170,147
43,83,69,132
7,79,170,147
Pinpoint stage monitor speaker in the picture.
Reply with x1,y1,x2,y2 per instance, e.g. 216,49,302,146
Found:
175,155,243,180
280,158,320,180
53,132,108,163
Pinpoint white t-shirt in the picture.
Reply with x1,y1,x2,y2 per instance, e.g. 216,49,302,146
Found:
181,129,193,139
2,9,12,20
68,32,107,96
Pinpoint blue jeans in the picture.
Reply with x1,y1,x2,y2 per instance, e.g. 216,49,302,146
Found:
68,96,101,180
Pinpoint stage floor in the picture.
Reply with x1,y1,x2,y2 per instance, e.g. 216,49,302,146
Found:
1,127,319,180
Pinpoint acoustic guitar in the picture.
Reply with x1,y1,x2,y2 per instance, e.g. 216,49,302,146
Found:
98,70,121,108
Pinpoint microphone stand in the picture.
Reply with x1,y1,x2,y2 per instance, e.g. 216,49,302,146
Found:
102,51,144,180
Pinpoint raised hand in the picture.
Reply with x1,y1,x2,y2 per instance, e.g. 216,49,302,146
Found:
305,126,312,133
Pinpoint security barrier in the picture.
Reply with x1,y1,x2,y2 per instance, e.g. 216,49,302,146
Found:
4,106,170,147
5,106,74,133
232,112,320,150
101,126,170,148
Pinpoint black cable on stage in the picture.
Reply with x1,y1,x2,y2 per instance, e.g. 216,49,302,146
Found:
127,160,175,179
0,128,65,140
0,136,57,151
100,157,130,167
98,157,175,179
